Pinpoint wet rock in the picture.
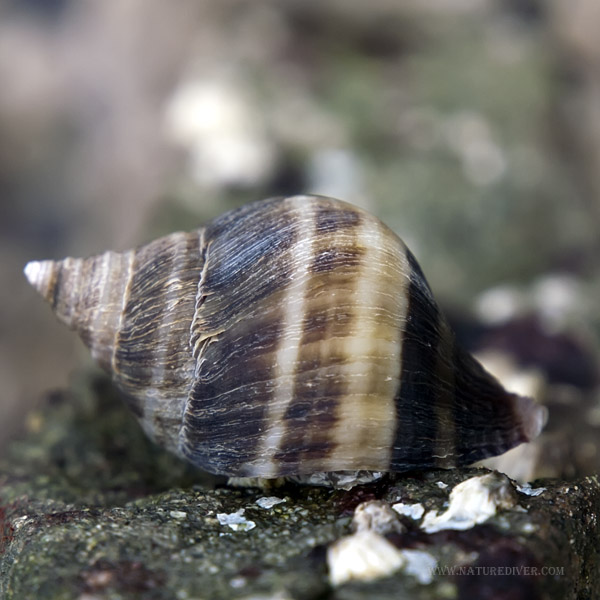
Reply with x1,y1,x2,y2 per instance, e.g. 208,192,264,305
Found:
0,376,599,599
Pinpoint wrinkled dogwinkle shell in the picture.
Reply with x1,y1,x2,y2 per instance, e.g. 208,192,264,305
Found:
25,195,547,478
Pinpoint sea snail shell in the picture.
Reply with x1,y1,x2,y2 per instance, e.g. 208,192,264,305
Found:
25,195,546,478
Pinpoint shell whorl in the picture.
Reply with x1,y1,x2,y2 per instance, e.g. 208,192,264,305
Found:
25,233,204,452
25,195,547,477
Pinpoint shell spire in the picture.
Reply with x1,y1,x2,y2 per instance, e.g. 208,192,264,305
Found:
25,232,206,454
24,253,133,371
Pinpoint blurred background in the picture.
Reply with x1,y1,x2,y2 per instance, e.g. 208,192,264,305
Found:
2,0,600,466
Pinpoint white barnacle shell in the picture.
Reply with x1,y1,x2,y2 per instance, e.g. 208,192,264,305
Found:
25,195,547,478
421,472,518,533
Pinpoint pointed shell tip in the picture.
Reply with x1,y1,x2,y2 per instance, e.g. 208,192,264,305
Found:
24,260,42,287
24,259,55,297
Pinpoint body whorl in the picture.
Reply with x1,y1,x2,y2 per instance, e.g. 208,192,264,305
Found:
25,195,546,477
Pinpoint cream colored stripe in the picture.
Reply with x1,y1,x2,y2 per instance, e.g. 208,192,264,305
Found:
110,248,136,373
318,216,409,473
89,251,111,356
254,196,315,477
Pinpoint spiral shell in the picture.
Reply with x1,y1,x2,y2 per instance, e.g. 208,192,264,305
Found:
24,195,546,477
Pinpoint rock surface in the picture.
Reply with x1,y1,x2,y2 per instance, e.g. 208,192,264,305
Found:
1,375,598,599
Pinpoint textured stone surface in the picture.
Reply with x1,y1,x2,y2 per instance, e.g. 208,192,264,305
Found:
0,376,598,599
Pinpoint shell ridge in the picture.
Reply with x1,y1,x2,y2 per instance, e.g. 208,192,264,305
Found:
190,228,212,360
110,249,137,375
180,197,301,474
110,232,203,450
143,232,198,446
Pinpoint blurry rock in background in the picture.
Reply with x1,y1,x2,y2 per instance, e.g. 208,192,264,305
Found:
2,0,600,468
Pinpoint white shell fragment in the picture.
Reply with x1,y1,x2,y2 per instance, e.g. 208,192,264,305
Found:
516,483,546,497
327,529,438,586
352,501,405,535
255,496,286,509
327,498,438,586
291,471,385,489
169,510,187,520
216,508,256,532
327,530,405,586
391,502,425,520
421,472,518,534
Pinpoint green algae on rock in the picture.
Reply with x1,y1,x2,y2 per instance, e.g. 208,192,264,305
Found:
0,376,598,599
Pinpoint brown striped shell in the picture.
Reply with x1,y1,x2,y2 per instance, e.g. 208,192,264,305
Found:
24,195,546,478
